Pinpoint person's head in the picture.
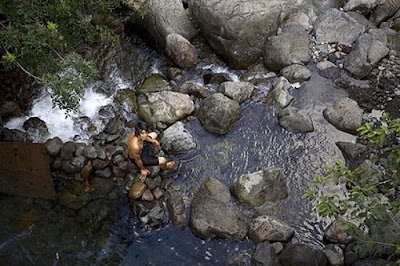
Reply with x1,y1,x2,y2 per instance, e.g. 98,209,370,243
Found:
134,121,149,139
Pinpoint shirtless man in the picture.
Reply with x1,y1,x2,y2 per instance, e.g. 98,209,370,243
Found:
128,122,175,181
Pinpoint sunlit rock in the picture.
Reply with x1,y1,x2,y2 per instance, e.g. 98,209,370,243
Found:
248,215,294,243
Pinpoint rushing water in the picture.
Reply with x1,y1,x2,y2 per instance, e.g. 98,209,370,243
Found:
1,35,356,264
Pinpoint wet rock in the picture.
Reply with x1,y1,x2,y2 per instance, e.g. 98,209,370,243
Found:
186,84,213,99
323,97,364,134
95,167,112,179
91,177,117,199
160,122,196,154
51,157,62,170
45,137,63,156
251,242,278,266
265,77,294,109
345,250,358,265
166,33,198,69
324,221,356,244
147,204,165,224
0,101,21,121
152,187,165,200
114,89,138,115
104,115,127,135
112,154,125,165
59,190,91,210
92,159,109,170
0,128,32,143
264,31,310,71
345,29,389,79
248,216,294,244
323,244,345,266
137,91,195,125
137,74,171,94
317,61,341,80
62,156,87,174
112,165,125,177
166,193,187,227
280,244,318,266
314,8,365,46
336,142,368,169
23,117,50,141
203,72,232,85
189,0,302,68
142,189,154,201
231,167,288,207
219,81,254,103
129,182,147,199
278,107,315,133
280,64,312,83
271,242,284,255
147,165,161,178
196,93,241,135
189,178,248,241
124,0,197,48
144,177,158,190
80,161,93,181
167,67,183,80
60,142,76,160
315,249,329,266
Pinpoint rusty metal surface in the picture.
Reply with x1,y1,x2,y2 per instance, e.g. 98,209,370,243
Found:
0,142,55,200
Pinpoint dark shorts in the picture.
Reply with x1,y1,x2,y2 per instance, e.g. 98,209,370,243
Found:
129,140,159,167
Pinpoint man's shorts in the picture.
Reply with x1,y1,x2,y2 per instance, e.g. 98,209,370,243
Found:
129,140,159,167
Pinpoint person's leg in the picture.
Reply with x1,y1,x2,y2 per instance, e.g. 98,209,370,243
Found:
158,156,175,169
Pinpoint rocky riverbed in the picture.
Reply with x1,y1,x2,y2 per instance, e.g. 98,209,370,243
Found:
1,0,400,264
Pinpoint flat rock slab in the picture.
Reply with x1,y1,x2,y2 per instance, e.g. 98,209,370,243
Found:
0,143,55,200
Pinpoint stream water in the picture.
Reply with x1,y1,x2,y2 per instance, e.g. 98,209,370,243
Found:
1,35,356,265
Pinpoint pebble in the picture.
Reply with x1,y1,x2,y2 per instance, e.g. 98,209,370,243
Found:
387,97,393,101
339,64,343,69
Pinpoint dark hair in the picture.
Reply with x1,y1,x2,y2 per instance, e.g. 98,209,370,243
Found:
134,121,148,136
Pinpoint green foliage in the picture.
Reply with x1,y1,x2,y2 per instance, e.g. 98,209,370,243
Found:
0,0,123,112
304,113,400,262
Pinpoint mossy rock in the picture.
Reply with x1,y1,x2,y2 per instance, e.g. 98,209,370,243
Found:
137,74,171,94
114,90,138,113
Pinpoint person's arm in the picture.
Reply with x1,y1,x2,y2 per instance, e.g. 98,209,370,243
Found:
145,135,160,149
131,148,150,180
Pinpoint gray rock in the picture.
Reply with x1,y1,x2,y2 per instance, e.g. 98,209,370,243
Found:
371,0,400,24
264,31,310,71
188,0,302,68
265,77,294,109
113,90,137,114
166,33,198,69
23,117,50,142
324,221,356,244
203,72,232,85
344,0,380,14
62,156,87,174
95,167,112,179
178,83,213,99
280,10,314,33
336,142,368,169
323,244,345,266
109,145,124,156
83,146,97,159
323,97,364,134
248,215,294,244
137,91,195,125
310,0,347,13
251,242,278,266
345,29,389,78
0,128,32,143
166,193,187,227
189,178,248,241
160,122,196,154
137,74,171,94
280,64,312,83
45,137,63,156
317,61,341,80
278,107,315,133
104,115,126,135
142,189,154,201
345,250,358,266
125,0,197,48
314,8,365,46
196,93,241,135
59,190,91,210
144,177,158,190
219,81,254,104
231,167,288,207
152,187,165,200
280,244,319,266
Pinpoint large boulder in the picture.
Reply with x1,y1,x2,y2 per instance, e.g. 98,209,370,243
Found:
314,8,365,46
137,91,195,125
248,216,294,244
124,0,197,48
231,167,288,207
160,122,196,154
336,142,368,169
45,137,63,156
189,178,248,241
265,77,294,108
188,0,303,68
196,93,241,135
278,107,315,133
165,33,198,69
23,117,50,142
264,31,310,71
219,81,254,104
323,97,364,134
345,29,389,78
